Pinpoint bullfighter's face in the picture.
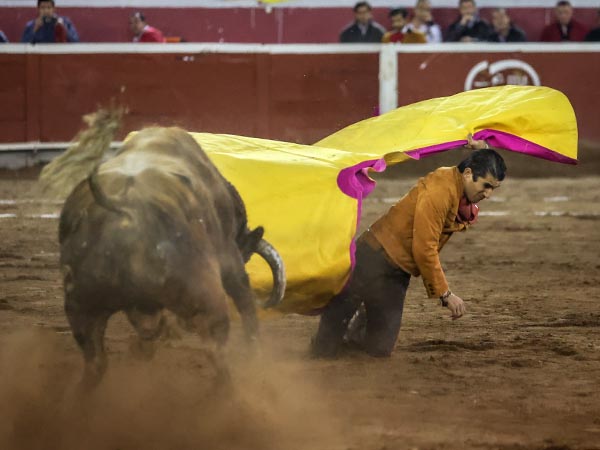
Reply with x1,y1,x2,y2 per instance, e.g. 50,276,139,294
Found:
462,168,502,204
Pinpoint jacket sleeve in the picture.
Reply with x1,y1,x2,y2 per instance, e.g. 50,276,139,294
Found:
21,22,35,43
64,18,79,42
412,185,451,298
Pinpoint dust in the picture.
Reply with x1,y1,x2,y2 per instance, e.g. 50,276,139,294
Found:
0,328,346,450
37,108,122,200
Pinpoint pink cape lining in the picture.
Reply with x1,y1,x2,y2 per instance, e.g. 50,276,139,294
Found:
336,158,387,271
405,128,577,164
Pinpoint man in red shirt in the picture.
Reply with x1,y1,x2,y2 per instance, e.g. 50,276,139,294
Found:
130,12,166,43
541,1,588,42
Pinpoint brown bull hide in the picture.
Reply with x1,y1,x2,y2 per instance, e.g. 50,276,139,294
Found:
54,120,285,389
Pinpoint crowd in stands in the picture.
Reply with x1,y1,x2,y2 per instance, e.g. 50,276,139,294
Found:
340,0,600,43
1,0,599,44
0,0,166,44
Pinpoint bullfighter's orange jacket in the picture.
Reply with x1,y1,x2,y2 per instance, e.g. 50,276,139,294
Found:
370,166,469,298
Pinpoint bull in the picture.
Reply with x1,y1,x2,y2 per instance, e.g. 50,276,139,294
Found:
40,110,286,387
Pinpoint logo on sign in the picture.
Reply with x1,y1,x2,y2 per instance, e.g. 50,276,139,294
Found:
464,59,541,91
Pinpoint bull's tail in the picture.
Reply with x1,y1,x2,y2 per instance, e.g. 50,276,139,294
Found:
38,107,123,200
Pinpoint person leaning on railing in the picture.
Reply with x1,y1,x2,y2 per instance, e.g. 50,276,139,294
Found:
21,0,79,44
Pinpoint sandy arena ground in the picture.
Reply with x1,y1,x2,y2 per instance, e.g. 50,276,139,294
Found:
1,168,599,450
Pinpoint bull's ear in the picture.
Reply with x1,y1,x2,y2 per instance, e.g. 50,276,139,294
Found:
240,226,264,261
246,226,264,249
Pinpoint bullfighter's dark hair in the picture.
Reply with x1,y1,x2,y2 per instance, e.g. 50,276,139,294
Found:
389,7,408,18
459,0,476,5
353,1,372,12
458,148,506,182
131,11,146,22
556,0,571,7
38,0,55,6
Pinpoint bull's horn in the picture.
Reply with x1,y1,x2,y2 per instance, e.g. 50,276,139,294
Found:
256,239,286,308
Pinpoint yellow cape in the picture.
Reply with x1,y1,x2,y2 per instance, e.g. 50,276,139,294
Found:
133,86,578,314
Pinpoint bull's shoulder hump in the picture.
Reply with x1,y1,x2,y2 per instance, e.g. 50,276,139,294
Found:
124,127,201,152
100,151,192,179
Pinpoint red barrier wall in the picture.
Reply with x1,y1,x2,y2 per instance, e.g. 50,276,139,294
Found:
396,51,600,142
0,51,380,143
1,48,598,145
1,7,598,44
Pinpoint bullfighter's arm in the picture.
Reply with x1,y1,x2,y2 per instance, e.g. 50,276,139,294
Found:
411,186,452,299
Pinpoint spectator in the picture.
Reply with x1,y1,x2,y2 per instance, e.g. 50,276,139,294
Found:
130,12,166,43
340,1,386,43
0,30,8,43
541,1,588,42
445,0,491,42
403,0,443,43
21,0,79,43
382,8,409,43
488,8,527,42
584,9,600,42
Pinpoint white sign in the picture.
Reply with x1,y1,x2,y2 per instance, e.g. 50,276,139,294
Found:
464,59,541,91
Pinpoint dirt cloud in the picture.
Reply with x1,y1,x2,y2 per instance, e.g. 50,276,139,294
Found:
0,328,345,450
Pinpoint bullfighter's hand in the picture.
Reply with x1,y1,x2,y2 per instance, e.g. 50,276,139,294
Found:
464,133,489,150
446,293,466,320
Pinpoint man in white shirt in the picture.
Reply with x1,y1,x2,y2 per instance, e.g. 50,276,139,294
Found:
403,0,442,43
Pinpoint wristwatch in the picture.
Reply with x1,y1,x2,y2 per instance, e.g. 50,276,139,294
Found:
439,290,451,307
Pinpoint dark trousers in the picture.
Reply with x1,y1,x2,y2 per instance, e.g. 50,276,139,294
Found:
312,233,411,357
